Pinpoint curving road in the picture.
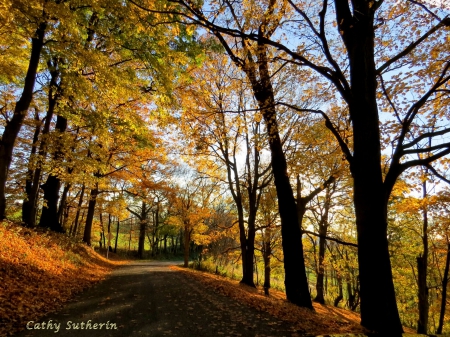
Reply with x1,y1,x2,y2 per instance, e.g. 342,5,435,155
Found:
14,261,298,337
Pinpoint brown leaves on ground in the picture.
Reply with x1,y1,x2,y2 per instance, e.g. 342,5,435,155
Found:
0,220,126,336
171,266,369,336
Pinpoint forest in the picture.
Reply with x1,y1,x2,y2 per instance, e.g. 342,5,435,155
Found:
0,0,449,335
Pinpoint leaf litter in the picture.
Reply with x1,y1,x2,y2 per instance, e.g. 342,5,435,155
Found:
171,266,369,336
0,220,125,336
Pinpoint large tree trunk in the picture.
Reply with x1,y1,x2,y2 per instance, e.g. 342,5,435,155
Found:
251,43,312,309
351,108,401,333
23,60,59,226
437,241,450,334
82,183,99,245
38,115,67,232
0,21,47,219
137,202,147,259
241,196,256,287
263,228,272,296
336,0,403,331
39,175,63,231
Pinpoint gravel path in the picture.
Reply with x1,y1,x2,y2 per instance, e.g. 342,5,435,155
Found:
13,261,298,337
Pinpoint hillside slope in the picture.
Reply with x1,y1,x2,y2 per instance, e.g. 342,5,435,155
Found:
0,221,123,336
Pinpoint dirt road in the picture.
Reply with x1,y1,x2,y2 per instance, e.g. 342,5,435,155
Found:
14,261,298,337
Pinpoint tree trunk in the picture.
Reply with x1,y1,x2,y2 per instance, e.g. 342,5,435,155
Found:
263,229,272,296
22,110,42,226
39,175,63,231
183,224,190,267
0,21,47,219
71,184,85,237
77,210,85,237
251,43,312,309
437,241,450,334
336,0,403,331
108,214,112,252
114,218,120,253
241,206,256,286
57,183,71,224
417,178,429,334
100,212,106,248
137,202,147,259
23,60,60,227
334,274,344,307
39,115,67,232
82,183,98,245
347,280,356,311
314,187,331,304
129,218,133,251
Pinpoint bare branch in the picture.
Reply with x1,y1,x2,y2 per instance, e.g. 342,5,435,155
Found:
426,164,450,185
402,128,450,149
402,142,450,155
302,229,358,247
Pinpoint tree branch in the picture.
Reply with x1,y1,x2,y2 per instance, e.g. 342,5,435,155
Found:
402,128,450,149
302,229,357,247
376,16,450,74
277,102,353,162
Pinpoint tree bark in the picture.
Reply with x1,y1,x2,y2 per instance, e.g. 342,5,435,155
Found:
38,114,67,232
334,274,344,307
114,218,120,253
57,183,71,224
0,21,47,219
215,110,257,287
71,184,85,237
263,228,272,296
22,110,42,226
107,214,112,251
417,177,429,334
314,187,332,304
137,201,147,259
183,225,190,267
437,241,450,334
335,0,403,331
82,183,99,245
251,42,312,309
22,59,60,226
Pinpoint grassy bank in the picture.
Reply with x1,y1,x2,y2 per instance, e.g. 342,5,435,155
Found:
0,221,125,336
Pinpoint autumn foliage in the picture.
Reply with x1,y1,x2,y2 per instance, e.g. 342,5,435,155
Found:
0,220,123,336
